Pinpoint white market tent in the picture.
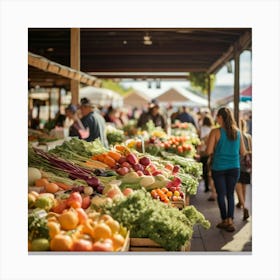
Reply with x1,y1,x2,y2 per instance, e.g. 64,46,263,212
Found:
155,86,208,107
123,90,151,108
79,86,123,107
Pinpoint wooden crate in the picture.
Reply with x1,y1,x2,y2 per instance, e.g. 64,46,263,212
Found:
185,194,190,206
129,238,191,252
119,231,130,252
171,200,185,209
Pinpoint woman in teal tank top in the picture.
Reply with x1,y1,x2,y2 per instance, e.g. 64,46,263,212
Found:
206,107,246,232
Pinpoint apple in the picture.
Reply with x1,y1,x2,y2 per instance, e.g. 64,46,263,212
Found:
123,188,134,196
139,156,151,167
118,156,127,164
172,177,182,187
117,167,130,176
92,239,114,252
106,187,123,199
169,186,176,192
126,153,138,165
172,165,180,174
152,170,162,176
71,237,93,251
143,169,151,176
147,164,157,173
136,170,144,176
133,163,144,172
121,162,131,168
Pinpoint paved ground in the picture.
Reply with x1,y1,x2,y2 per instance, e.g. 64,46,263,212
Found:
189,181,252,253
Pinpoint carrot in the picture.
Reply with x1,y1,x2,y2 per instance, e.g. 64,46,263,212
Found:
102,155,116,168
115,145,130,155
53,181,71,190
114,145,126,152
107,150,122,161
95,154,106,162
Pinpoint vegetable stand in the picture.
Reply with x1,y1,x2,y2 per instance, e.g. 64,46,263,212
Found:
28,137,209,252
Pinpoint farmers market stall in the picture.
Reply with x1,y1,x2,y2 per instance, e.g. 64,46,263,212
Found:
28,137,209,252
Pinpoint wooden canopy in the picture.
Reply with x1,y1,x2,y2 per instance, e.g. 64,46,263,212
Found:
28,28,251,89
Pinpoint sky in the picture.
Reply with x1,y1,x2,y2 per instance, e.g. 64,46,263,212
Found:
120,50,252,99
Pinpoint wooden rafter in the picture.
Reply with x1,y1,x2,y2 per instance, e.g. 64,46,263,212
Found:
28,52,102,87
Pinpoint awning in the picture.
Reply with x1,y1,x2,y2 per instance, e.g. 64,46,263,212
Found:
28,52,102,87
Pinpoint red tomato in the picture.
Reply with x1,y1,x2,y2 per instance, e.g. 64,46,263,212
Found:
81,196,91,209
177,146,183,153
71,238,93,251
91,239,114,252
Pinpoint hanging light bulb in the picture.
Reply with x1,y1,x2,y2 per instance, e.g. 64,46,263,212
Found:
143,33,152,45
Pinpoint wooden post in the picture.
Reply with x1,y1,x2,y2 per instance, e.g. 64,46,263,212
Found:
48,89,52,122
70,28,80,106
207,74,211,110
233,44,240,126
58,87,61,112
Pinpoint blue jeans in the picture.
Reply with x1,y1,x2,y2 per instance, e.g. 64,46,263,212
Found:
212,168,240,220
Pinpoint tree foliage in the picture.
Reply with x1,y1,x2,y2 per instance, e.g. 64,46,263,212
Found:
101,79,134,96
188,72,216,95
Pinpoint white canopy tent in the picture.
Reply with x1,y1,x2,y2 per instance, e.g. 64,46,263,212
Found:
155,86,208,107
123,90,150,108
79,86,123,107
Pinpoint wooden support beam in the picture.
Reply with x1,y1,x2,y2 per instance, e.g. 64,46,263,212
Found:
206,30,251,74
28,52,101,88
70,28,80,106
233,44,240,125
207,75,211,110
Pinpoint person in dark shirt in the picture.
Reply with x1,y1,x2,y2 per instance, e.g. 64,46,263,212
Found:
137,104,166,131
79,98,109,148
176,106,197,128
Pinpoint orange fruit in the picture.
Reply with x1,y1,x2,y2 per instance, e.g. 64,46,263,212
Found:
45,182,59,193
105,219,120,234
99,214,113,222
112,233,125,251
35,178,49,187
76,208,88,224
91,222,112,241
58,210,79,230
50,234,73,251
47,221,61,239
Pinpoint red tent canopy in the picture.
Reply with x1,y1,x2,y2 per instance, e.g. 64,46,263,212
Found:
240,85,252,97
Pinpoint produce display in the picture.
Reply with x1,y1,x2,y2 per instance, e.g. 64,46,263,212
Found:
99,189,210,251
28,136,208,252
106,126,125,146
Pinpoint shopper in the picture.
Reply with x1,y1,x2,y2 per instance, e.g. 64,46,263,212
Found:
206,107,246,232
137,104,166,131
176,106,197,128
198,114,216,196
235,119,252,221
65,104,89,139
79,98,109,148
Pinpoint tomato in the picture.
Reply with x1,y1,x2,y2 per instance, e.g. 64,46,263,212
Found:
51,200,68,214
81,195,91,209
164,163,174,171
71,238,93,251
67,192,83,208
76,208,88,224
92,239,114,252
177,146,183,153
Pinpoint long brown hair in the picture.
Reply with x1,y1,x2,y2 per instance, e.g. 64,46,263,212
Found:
217,107,238,140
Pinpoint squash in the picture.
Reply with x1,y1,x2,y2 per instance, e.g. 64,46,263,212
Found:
121,172,140,184
139,176,155,188
28,167,42,186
